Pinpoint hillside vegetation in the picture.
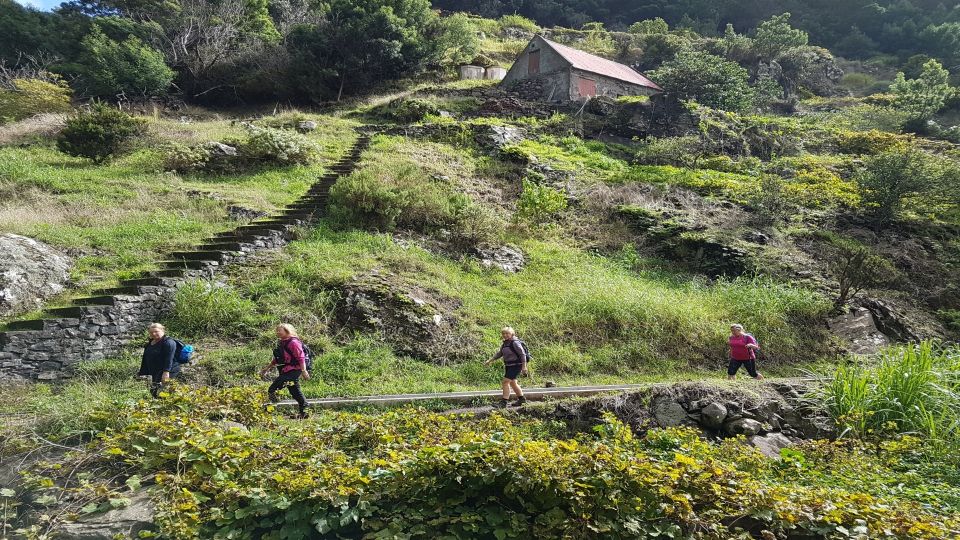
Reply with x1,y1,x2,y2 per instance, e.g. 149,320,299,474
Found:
1,1,960,538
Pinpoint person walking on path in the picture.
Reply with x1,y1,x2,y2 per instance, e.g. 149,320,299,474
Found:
260,323,311,419
484,326,528,408
138,323,178,398
727,323,763,380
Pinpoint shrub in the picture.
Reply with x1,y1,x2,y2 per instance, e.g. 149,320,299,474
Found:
498,14,539,34
857,149,938,226
821,235,895,306
56,104,147,163
749,175,789,224
649,50,755,112
0,77,73,123
634,135,707,168
890,59,951,121
383,98,440,123
836,129,911,155
239,125,318,165
330,169,409,230
516,178,567,224
628,18,669,35
162,142,211,173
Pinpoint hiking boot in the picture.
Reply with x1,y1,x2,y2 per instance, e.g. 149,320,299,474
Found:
495,398,509,409
268,392,280,404
510,396,527,407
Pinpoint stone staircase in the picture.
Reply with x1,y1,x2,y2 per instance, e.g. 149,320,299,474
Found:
0,133,372,381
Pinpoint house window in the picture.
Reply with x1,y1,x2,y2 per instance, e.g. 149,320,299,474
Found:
577,76,597,97
528,50,540,74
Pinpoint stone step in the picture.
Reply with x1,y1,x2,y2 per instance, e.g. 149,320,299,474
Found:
90,285,143,296
5,319,49,331
159,259,220,270
198,242,249,251
73,295,117,306
120,277,172,287
167,250,229,262
148,269,188,278
43,306,86,318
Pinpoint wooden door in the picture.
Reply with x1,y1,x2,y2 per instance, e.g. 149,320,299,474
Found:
577,76,597,97
528,49,540,74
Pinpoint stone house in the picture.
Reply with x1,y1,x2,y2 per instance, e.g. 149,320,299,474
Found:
502,35,662,101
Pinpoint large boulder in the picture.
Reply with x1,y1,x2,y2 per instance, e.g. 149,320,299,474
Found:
748,432,793,459
0,234,72,317
56,489,155,539
651,397,688,427
828,306,889,354
334,273,478,364
700,402,728,430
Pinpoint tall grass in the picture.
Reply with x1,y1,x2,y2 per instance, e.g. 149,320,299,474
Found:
821,341,960,447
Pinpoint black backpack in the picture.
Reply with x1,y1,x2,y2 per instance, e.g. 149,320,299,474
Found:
274,338,314,371
511,338,532,362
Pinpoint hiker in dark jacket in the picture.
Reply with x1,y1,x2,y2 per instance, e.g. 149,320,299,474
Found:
484,326,527,408
138,323,178,398
260,323,311,418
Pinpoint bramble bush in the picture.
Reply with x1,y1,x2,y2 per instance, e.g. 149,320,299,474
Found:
29,386,960,539
56,104,147,163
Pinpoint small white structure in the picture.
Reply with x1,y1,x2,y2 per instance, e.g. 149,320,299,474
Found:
484,66,507,80
459,65,485,80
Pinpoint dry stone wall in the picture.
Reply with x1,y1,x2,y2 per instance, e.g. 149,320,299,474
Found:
0,133,372,382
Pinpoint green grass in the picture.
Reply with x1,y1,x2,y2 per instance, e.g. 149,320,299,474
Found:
0,114,358,322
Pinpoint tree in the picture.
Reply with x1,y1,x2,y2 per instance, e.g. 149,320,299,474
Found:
57,103,147,162
649,50,755,112
826,238,894,307
628,18,668,35
857,149,938,227
433,13,480,66
77,25,174,98
286,0,448,102
890,59,951,121
752,13,808,59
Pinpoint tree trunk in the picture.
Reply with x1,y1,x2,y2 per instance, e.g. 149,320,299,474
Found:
337,72,346,102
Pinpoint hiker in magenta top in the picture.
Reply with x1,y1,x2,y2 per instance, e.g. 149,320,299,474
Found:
483,326,528,408
260,323,311,418
727,324,763,380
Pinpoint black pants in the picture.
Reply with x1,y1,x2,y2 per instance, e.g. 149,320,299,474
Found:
149,365,181,398
728,359,759,378
269,370,308,413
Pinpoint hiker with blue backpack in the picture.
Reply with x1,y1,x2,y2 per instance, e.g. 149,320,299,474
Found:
484,326,530,408
728,323,764,380
138,323,193,398
260,323,311,419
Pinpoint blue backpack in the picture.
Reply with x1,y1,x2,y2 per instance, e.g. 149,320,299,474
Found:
171,338,194,364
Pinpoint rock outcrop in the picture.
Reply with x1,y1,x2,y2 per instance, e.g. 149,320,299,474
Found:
334,273,478,364
0,234,72,317
828,306,890,354
56,489,156,539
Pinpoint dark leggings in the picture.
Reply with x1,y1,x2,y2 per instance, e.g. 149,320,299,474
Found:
149,366,180,398
728,359,759,378
269,370,308,413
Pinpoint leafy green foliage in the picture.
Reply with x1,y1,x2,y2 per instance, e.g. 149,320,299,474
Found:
821,342,960,452
168,281,259,339
821,235,896,306
857,149,940,226
498,14,540,33
56,104,146,163
752,13,808,59
890,59,952,122
76,25,174,98
28,386,959,539
649,50,755,112
0,76,72,123
628,17,668,35
516,178,567,224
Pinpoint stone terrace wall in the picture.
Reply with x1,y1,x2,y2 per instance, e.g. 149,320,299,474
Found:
0,133,371,382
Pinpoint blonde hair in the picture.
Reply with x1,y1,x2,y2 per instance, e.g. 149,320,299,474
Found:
730,324,744,331
276,323,298,338
148,323,166,332
501,326,516,337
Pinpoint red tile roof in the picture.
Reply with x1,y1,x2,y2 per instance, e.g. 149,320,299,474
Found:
540,37,662,91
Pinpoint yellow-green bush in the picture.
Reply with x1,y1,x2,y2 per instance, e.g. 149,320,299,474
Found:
836,129,912,155
0,77,72,123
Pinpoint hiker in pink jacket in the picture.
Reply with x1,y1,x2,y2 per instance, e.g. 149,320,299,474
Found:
727,324,763,380
260,323,311,418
